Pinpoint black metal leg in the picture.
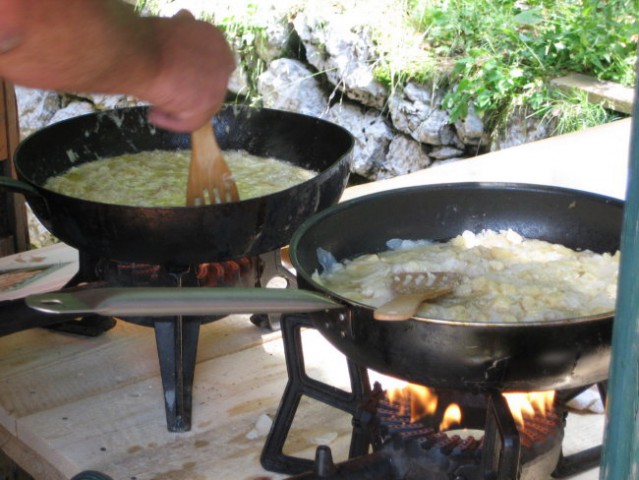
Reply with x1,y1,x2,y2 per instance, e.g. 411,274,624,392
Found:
553,446,603,478
261,313,371,475
482,391,521,480
552,381,606,478
45,255,115,336
347,358,373,459
153,317,201,432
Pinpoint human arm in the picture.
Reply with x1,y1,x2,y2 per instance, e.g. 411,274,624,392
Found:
0,0,235,132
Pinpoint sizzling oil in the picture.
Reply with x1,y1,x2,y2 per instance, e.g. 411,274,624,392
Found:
44,149,317,207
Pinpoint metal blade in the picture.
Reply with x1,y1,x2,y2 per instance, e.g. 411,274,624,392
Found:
26,287,341,317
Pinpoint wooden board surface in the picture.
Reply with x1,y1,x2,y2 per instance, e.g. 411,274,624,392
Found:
0,309,605,480
0,314,359,479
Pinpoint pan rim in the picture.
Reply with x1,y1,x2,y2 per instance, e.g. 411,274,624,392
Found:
290,181,621,328
14,104,355,210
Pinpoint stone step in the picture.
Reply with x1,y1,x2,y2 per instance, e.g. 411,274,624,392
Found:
550,72,635,114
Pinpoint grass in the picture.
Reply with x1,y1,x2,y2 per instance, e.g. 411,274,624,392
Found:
376,0,638,134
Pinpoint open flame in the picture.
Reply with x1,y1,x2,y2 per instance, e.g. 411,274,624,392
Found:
387,383,438,422
503,390,556,428
386,381,555,432
440,403,462,431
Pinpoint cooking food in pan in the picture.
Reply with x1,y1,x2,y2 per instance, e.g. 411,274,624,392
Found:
289,183,622,391
44,149,317,207
1,105,353,264
314,228,619,323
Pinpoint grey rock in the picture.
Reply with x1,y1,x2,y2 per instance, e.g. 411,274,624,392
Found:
439,124,465,149
257,58,329,117
379,134,431,179
47,101,97,126
412,108,451,145
254,14,294,63
81,93,137,111
455,104,489,146
293,11,387,109
227,54,251,97
388,83,436,134
492,109,554,150
15,87,62,138
327,102,393,179
388,82,451,145
429,145,464,160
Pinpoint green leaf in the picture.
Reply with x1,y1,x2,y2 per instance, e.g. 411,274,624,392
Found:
514,8,543,26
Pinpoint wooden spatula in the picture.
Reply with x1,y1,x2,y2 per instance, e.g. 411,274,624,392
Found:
186,122,239,206
374,271,459,321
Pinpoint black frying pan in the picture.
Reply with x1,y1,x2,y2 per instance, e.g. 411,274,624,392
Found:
289,182,622,392
25,183,622,392
0,105,353,265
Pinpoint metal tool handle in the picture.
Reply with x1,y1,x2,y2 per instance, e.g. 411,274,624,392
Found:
26,287,341,317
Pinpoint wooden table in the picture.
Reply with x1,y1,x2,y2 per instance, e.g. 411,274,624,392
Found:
1,119,631,479
0,283,606,480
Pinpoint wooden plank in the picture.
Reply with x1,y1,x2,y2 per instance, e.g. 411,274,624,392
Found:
0,81,8,162
0,79,29,254
550,73,635,114
561,410,604,480
0,311,604,479
0,322,161,434
0,315,281,433
0,423,67,480
6,325,354,479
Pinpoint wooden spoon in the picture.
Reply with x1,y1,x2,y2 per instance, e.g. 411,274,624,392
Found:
186,121,240,206
373,271,459,321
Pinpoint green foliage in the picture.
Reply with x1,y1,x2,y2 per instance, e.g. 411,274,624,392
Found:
210,12,269,103
541,90,624,136
379,0,638,132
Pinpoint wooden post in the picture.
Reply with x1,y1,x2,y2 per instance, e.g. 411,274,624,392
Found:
600,65,639,479
0,79,29,255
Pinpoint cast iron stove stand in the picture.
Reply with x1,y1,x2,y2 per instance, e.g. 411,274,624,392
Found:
152,315,201,432
261,313,372,475
125,265,211,433
262,315,609,479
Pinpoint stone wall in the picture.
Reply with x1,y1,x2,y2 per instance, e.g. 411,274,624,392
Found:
15,2,557,245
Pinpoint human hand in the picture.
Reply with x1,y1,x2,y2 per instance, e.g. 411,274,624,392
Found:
140,10,235,132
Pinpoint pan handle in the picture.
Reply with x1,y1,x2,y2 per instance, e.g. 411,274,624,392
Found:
0,297,83,336
0,176,42,198
26,287,343,317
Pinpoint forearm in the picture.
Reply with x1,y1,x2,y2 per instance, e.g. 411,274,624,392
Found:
0,0,160,95
0,0,235,131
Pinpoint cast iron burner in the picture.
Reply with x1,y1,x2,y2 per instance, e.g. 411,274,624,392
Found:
261,313,606,480
304,384,564,480
49,248,292,432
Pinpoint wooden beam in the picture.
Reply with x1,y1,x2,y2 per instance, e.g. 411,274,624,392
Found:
0,79,29,254
0,422,67,480
550,73,635,115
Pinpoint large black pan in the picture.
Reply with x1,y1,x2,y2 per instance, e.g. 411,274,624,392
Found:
26,183,621,392
0,106,353,265
289,182,622,392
